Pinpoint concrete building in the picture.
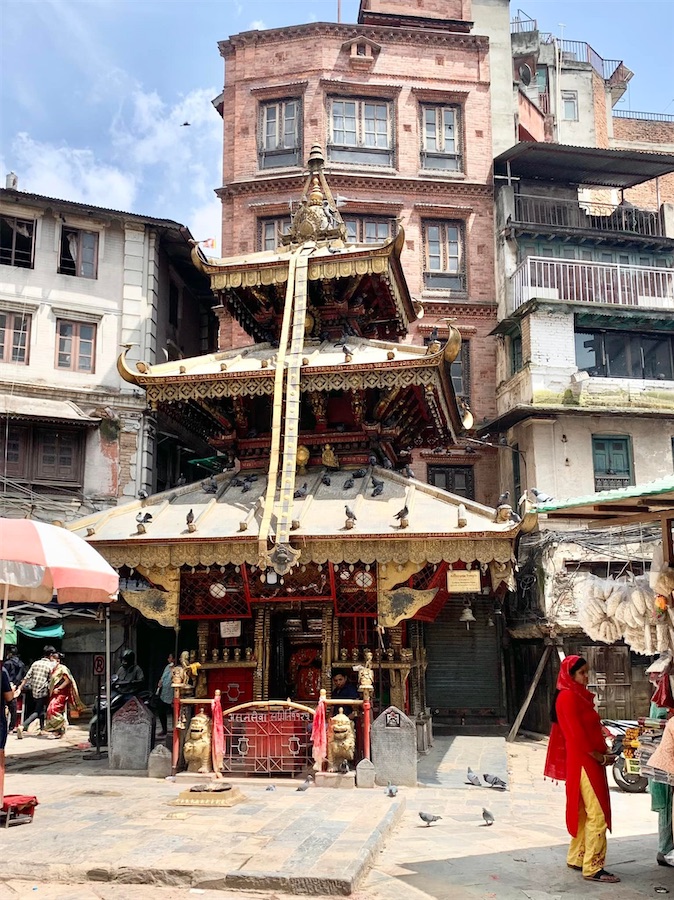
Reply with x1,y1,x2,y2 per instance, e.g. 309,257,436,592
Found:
0,183,218,524
213,0,501,507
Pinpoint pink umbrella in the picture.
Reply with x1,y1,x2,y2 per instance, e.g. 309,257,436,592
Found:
0,517,118,657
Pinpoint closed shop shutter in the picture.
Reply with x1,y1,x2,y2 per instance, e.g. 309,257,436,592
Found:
425,598,503,719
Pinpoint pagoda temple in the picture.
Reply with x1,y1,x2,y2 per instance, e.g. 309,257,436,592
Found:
69,148,533,774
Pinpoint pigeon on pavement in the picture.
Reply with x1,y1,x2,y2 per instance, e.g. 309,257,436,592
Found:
419,812,442,826
483,773,507,789
482,808,495,826
296,775,314,792
265,785,276,791
385,782,398,797
466,767,481,786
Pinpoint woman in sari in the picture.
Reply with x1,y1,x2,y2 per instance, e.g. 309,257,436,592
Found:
544,655,619,883
45,653,85,737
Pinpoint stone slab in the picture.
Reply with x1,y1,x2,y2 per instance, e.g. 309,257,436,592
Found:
371,705,417,787
356,757,376,788
147,744,172,779
315,770,356,789
109,697,152,771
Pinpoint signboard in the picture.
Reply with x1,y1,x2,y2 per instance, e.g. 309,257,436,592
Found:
446,570,481,593
220,620,242,639
93,653,105,677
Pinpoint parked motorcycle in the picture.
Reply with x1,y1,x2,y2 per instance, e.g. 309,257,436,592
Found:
88,675,153,746
601,719,648,793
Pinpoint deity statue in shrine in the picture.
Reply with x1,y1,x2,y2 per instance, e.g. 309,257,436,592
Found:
357,649,374,695
183,709,213,773
327,707,355,773
322,444,339,470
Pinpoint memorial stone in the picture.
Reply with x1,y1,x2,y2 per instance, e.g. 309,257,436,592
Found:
371,705,417,787
356,757,376,788
148,743,172,779
110,697,152,771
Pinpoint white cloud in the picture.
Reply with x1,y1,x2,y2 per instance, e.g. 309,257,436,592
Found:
248,20,266,30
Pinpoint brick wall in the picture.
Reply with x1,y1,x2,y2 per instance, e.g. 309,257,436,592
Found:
591,73,609,149
612,117,674,207
362,0,470,21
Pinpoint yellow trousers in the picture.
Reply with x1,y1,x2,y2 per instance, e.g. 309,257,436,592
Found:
567,768,607,877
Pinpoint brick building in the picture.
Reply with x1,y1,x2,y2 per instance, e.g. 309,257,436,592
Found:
213,0,500,506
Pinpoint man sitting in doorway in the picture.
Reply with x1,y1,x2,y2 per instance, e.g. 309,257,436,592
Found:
331,672,359,717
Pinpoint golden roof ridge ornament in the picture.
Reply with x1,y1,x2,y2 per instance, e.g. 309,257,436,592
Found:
283,144,348,246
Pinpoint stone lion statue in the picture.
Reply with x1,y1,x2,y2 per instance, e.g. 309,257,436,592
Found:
183,710,213,773
327,707,355,773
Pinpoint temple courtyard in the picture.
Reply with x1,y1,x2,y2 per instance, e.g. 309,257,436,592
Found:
0,730,668,900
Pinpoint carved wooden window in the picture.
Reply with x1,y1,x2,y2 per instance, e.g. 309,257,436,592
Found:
59,227,98,278
0,311,31,364
0,216,35,268
56,320,96,373
592,435,633,491
0,423,84,490
420,105,462,172
422,221,466,294
427,465,475,500
328,98,393,166
258,217,291,251
259,99,301,168
343,216,395,244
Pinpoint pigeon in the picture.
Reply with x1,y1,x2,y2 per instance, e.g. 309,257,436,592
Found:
394,505,408,521
136,512,152,524
294,482,308,499
342,344,354,357
381,456,393,470
231,477,244,487
385,781,398,797
371,476,384,489
482,808,495,826
241,481,252,493
345,505,357,521
403,465,415,479
498,490,510,505
186,509,194,525
265,785,276,792
181,121,191,127
244,473,258,482
483,773,507,789
530,487,554,503
296,775,313,792
368,453,378,467
321,474,331,486
352,468,367,479
137,490,149,500
338,759,350,774
433,446,446,454
372,483,384,497
509,510,521,524
428,326,439,342
419,812,442,826
202,476,217,494
343,476,354,490
466,767,481,786
176,474,187,486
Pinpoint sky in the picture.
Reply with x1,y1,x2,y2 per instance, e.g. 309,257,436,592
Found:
1,0,672,254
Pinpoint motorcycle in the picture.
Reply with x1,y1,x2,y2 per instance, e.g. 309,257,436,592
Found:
601,719,648,794
88,675,154,746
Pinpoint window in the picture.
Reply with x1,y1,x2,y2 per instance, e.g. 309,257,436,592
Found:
328,98,393,166
575,330,674,380
510,332,523,376
0,423,84,490
343,216,395,244
427,465,474,500
592,436,633,491
259,217,291,251
259,99,301,168
421,105,462,171
562,91,578,121
59,228,98,278
0,216,35,268
0,312,31,364
56,320,96,373
422,221,466,293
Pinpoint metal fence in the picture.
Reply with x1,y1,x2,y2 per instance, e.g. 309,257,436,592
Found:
613,110,674,122
513,195,663,238
511,256,674,311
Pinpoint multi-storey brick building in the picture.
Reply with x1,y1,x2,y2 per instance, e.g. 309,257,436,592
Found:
0,182,217,524
213,0,500,507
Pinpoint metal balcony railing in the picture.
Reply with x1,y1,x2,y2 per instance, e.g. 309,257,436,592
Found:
513,195,663,238
613,109,674,122
511,256,674,311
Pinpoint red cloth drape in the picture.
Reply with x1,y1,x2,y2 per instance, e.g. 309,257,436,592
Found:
211,695,224,774
544,655,611,837
311,697,327,769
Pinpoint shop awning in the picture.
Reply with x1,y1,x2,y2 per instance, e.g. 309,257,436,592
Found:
0,394,99,424
536,475,674,525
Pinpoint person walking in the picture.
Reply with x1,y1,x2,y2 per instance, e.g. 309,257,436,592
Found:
1,664,15,803
2,647,25,732
17,646,57,738
154,653,174,737
544,655,619,883
45,653,85,738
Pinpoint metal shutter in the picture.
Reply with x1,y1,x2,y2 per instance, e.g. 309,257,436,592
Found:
425,598,503,718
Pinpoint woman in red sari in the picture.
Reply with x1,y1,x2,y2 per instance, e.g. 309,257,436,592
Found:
544,655,619,883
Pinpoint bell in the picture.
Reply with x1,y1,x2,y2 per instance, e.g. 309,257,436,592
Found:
459,603,477,630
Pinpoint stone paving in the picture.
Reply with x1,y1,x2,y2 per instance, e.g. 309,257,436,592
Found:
1,727,671,898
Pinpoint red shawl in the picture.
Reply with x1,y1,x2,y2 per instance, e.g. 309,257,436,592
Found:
211,692,224,775
544,655,611,836
311,695,327,770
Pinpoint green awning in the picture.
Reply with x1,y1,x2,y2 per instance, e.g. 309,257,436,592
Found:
537,474,674,522
17,621,65,640
1,617,17,646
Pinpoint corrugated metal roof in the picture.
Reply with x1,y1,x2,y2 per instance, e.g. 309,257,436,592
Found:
537,475,674,516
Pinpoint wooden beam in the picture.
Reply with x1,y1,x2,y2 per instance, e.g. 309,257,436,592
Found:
639,498,674,508
507,643,553,744
588,512,661,528
662,513,674,567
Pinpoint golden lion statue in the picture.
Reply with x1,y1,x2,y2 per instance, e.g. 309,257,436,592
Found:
327,707,355,773
183,710,212,773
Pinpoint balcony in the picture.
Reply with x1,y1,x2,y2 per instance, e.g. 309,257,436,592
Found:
512,194,664,240
511,256,674,311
